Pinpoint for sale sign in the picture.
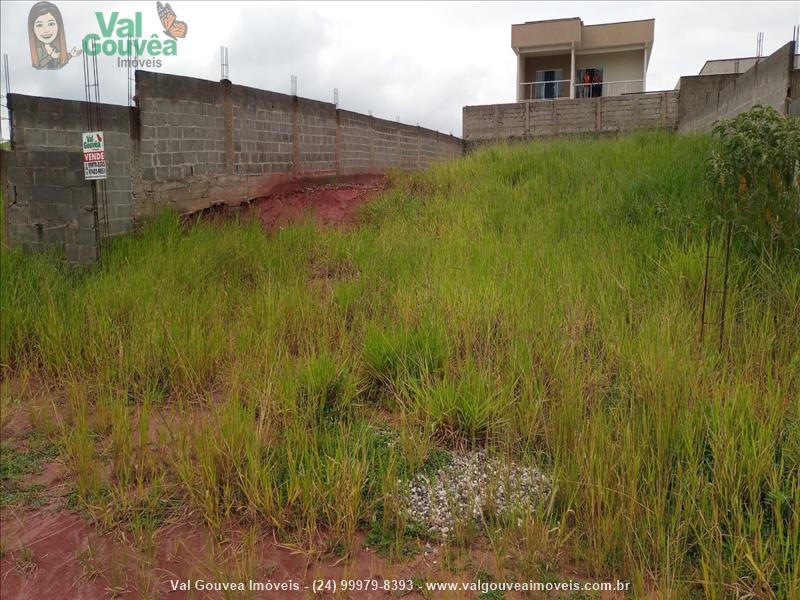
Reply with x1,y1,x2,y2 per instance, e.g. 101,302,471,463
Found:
82,131,107,180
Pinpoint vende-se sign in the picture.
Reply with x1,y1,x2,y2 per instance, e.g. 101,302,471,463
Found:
82,131,107,180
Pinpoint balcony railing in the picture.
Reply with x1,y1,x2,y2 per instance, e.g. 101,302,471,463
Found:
574,79,645,97
520,79,645,101
519,79,571,100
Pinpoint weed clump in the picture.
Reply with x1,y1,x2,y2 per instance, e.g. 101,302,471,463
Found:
362,322,447,401
295,354,353,422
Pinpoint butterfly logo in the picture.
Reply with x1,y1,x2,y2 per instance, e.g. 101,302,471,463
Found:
156,2,187,39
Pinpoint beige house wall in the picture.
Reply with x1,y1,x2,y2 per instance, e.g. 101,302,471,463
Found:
580,20,653,50
521,54,571,99
512,18,653,52
512,18,581,49
575,49,646,95
524,54,572,81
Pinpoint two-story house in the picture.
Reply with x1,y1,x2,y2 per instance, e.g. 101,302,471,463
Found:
512,17,654,101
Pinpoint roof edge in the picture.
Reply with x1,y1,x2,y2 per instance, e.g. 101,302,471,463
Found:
582,18,655,28
512,17,582,27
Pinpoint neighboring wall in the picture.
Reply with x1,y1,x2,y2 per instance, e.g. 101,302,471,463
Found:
3,71,463,261
463,91,677,146
675,73,739,123
678,41,796,133
699,57,760,76
3,95,133,263
789,68,800,117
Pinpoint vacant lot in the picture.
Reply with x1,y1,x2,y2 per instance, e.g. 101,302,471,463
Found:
1,131,798,598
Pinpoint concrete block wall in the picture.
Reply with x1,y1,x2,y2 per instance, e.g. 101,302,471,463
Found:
434,132,464,162
463,92,678,146
552,100,596,135
131,71,462,217
4,94,132,263
462,40,796,145
297,97,338,173
675,73,739,123
601,92,676,132
133,71,228,218
336,110,462,174
678,41,796,133
136,73,226,181
399,127,419,170
338,110,373,173
231,85,294,175
370,118,401,170
3,71,464,262
419,134,439,168
4,41,795,263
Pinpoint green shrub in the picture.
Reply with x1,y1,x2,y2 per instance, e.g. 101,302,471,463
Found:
708,106,800,253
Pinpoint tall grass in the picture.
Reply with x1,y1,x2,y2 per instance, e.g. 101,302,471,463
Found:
1,131,798,598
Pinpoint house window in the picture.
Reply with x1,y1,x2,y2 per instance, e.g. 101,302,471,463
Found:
577,68,603,98
534,69,563,99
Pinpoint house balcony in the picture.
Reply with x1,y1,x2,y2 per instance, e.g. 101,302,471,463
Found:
512,18,653,102
519,78,645,101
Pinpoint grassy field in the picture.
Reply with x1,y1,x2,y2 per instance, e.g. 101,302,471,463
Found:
1,131,798,598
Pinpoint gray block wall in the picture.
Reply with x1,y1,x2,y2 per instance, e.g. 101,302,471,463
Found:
4,94,132,263
338,110,373,173
675,73,739,123
133,71,228,218
2,71,464,262
297,97,338,173
678,41,796,133
131,71,462,216
462,40,797,146
231,85,294,175
463,92,678,145
337,110,461,173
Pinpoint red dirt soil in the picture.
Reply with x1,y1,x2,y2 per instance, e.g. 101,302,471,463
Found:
201,174,387,231
0,505,504,600
1,497,632,600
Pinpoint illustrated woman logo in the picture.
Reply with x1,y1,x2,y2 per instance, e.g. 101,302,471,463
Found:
28,2,82,70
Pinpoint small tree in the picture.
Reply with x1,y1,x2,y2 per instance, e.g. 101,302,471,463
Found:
707,106,800,254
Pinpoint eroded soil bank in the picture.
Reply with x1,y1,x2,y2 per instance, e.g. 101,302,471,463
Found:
198,174,388,231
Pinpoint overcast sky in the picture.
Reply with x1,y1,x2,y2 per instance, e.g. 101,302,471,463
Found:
1,1,798,137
